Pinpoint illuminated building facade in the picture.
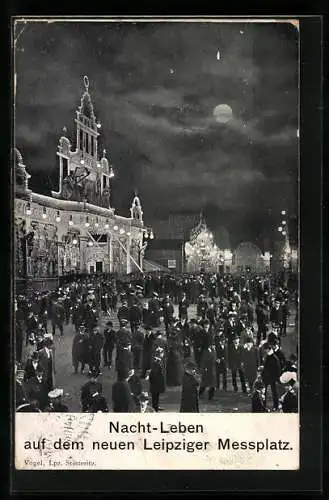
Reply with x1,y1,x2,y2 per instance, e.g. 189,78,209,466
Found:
14,76,148,290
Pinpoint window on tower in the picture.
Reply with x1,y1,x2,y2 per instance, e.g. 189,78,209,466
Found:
86,134,90,154
103,175,107,188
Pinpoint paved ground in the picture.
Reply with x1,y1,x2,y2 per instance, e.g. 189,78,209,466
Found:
23,304,297,413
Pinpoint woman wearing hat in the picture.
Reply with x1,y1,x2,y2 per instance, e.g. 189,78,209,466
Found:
44,388,69,412
279,372,298,413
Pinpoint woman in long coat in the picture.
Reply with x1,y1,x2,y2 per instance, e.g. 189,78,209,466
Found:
166,334,183,387
199,344,217,400
180,363,200,413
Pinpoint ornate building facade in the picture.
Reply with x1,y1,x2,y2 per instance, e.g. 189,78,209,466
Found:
14,77,147,290
184,215,271,275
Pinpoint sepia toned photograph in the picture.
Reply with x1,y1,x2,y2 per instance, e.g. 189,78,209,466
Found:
13,18,299,418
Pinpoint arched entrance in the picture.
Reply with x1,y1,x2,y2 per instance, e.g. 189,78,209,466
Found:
233,242,266,274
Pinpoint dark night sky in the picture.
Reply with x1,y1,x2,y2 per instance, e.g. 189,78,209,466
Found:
14,20,299,246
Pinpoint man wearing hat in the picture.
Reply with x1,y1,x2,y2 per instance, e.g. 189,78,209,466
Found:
112,371,136,413
44,388,69,412
178,291,189,321
197,294,208,321
240,337,260,393
180,362,200,413
117,300,130,324
261,342,281,411
116,342,134,381
131,325,145,372
256,299,269,345
128,368,142,411
50,298,65,337
161,294,175,334
103,320,116,369
25,367,49,411
141,326,156,378
279,372,298,413
148,348,166,412
80,368,103,412
38,337,55,392
214,333,228,391
72,326,89,374
116,318,133,349
228,337,247,394
16,365,28,408
251,379,267,412
199,342,217,401
129,300,143,335
138,392,156,413
24,351,42,382
88,326,104,374
148,291,161,328
224,311,239,345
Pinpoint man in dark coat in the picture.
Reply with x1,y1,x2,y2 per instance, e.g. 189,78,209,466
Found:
228,337,247,393
162,294,175,334
148,350,166,412
25,367,49,411
16,367,28,408
24,351,42,382
197,295,208,320
50,299,65,337
251,380,267,412
178,292,189,321
129,301,143,335
80,368,103,412
180,362,200,413
214,333,228,391
240,337,260,392
224,312,240,345
141,326,156,378
72,327,89,374
193,320,211,368
88,326,104,374
116,344,134,381
256,299,269,345
279,373,298,413
103,320,116,369
199,344,217,401
128,368,142,411
38,337,55,392
118,300,130,323
116,319,133,350
112,373,136,412
261,343,281,410
132,326,145,371
148,292,161,328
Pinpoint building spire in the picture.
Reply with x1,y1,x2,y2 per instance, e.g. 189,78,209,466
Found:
83,75,89,92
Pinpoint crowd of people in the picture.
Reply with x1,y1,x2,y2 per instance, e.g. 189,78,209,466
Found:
15,272,298,414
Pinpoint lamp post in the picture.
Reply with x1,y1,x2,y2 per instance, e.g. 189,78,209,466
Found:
277,210,291,287
138,227,154,270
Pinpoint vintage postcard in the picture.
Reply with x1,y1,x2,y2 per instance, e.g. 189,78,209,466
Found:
13,16,301,474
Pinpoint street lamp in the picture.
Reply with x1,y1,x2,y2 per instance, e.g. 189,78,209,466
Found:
26,202,31,215
69,215,73,226
109,166,114,178
85,217,90,228
56,211,61,222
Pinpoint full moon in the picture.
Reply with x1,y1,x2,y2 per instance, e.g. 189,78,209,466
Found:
213,104,233,124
